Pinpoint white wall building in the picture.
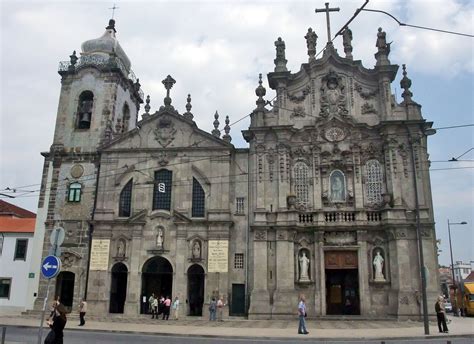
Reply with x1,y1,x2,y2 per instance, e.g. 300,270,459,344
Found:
453,261,474,283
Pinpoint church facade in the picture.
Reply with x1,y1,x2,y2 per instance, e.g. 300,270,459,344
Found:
34,18,440,320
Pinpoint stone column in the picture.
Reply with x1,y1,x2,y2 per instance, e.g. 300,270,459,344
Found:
357,230,370,316
124,234,141,316
319,235,327,315
174,228,188,318
248,229,271,319
314,231,324,315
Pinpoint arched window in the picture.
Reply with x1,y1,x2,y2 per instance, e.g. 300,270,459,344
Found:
365,159,383,204
67,182,82,202
153,169,172,210
119,179,133,217
192,178,205,217
76,91,94,129
121,103,130,134
294,162,309,206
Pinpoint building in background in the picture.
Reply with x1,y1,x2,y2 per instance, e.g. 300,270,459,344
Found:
0,200,36,314
33,17,440,320
453,261,474,283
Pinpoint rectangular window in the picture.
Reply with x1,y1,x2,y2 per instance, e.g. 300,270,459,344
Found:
14,239,28,260
236,197,245,214
191,178,205,217
67,183,82,202
234,253,244,269
0,279,11,299
153,170,172,211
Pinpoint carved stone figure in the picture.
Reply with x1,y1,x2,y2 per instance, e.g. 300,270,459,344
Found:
305,28,318,61
373,250,385,281
275,37,286,59
342,27,353,59
319,71,348,117
299,251,310,282
330,171,345,202
117,239,125,257
157,228,164,248
376,27,390,55
154,117,177,147
192,240,201,259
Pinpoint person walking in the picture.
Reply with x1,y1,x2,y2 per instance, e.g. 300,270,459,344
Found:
78,299,87,326
151,296,158,319
45,303,67,344
297,295,309,335
172,296,180,320
435,296,449,333
209,298,217,321
162,296,171,320
148,293,155,314
217,296,225,321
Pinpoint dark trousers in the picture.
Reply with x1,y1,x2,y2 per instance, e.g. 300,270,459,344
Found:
79,312,86,325
162,306,170,320
436,312,448,332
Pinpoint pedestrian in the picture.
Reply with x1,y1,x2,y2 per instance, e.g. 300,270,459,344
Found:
209,297,217,321
151,296,158,319
48,296,60,321
45,303,67,344
148,293,155,314
172,296,180,320
435,296,449,333
162,296,171,320
297,295,309,335
78,298,87,326
217,296,225,321
158,295,165,316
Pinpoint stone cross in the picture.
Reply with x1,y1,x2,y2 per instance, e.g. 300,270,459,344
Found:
315,2,340,44
109,4,119,19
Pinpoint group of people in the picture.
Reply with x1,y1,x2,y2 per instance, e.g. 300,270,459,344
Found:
148,294,179,320
208,297,225,321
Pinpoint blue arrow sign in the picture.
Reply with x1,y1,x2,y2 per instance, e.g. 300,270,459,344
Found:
41,255,61,279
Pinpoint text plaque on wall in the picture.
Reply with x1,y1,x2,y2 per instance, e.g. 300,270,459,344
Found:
90,239,110,271
208,240,229,273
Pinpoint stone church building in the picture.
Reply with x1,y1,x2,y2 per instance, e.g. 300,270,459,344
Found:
34,18,440,319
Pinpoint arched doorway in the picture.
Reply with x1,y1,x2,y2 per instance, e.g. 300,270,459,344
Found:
187,264,205,316
109,263,128,313
141,256,173,314
55,271,75,312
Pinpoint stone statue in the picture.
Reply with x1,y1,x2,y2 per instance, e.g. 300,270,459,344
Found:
299,251,310,282
330,171,345,202
117,239,125,257
304,28,318,61
157,228,164,248
342,27,353,59
192,241,201,259
376,27,390,55
275,37,286,60
373,250,385,281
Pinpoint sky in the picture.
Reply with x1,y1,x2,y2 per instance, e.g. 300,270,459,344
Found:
0,0,473,267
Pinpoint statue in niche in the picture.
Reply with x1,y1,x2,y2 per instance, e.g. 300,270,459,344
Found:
192,240,201,259
319,71,348,117
330,171,346,202
157,228,164,248
299,251,310,282
116,239,125,257
373,250,385,281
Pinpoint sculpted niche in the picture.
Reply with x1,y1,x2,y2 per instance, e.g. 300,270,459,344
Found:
319,70,348,118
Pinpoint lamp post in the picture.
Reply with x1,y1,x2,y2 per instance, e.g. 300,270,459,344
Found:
447,219,467,316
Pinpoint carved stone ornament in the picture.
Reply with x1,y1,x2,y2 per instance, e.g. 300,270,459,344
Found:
288,85,311,103
70,164,84,178
354,83,378,100
324,127,346,142
291,106,307,118
254,230,267,241
61,250,82,269
361,102,376,114
399,295,409,305
154,117,177,147
324,231,357,246
151,151,177,167
319,70,348,118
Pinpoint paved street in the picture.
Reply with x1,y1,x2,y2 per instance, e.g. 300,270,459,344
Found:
2,326,473,344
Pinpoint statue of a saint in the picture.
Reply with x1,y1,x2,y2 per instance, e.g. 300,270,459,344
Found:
330,171,345,202
117,240,125,257
376,27,390,55
157,228,164,248
192,241,201,259
304,28,318,61
373,250,385,281
342,28,353,58
299,251,310,282
275,37,286,60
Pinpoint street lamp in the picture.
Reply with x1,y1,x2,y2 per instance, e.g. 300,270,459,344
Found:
447,219,467,316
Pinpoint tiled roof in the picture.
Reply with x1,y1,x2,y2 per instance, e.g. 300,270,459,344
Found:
0,200,36,218
0,217,36,233
465,271,474,282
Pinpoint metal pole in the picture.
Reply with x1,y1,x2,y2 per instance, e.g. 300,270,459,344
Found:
37,278,52,344
447,219,458,316
1,326,6,344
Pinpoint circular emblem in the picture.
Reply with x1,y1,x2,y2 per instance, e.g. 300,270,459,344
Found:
325,127,345,142
70,164,84,178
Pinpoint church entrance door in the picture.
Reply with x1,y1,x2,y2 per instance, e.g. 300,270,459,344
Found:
109,263,128,313
55,271,75,312
324,251,360,315
141,256,173,314
187,264,204,316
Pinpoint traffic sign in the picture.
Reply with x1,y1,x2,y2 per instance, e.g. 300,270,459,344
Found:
41,255,61,279
50,227,65,246
48,246,62,257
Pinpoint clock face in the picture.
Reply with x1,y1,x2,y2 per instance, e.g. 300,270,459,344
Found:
325,127,345,142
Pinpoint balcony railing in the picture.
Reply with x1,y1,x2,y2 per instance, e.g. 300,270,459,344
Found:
325,212,356,222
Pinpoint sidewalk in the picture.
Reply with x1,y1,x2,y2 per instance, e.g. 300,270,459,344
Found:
0,315,473,340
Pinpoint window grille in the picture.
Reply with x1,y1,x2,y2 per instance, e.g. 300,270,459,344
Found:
236,197,245,214
234,253,244,269
192,178,205,217
153,170,172,210
119,179,133,217
294,162,309,206
68,183,82,202
14,239,28,260
366,159,383,204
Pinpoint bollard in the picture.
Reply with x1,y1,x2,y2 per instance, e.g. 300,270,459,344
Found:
1,326,6,344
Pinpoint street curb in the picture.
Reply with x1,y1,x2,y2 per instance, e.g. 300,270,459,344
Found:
2,324,473,342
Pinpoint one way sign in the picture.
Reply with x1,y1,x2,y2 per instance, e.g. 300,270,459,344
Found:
41,255,61,279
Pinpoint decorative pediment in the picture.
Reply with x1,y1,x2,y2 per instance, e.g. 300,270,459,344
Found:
114,164,135,186
127,209,147,223
172,210,191,224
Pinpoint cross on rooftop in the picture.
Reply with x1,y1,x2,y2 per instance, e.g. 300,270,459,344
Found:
315,2,340,44
109,3,119,19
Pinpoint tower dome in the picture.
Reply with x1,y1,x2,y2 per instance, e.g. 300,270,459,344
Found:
81,19,131,72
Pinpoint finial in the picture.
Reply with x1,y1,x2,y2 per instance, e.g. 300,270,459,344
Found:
144,95,151,114
342,27,353,59
400,64,413,103
183,94,194,120
274,37,288,72
106,19,117,33
212,111,221,137
305,28,318,62
222,115,232,142
255,73,266,110
162,75,176,108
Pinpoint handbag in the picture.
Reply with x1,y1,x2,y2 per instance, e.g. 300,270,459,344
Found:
44,329,55,344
